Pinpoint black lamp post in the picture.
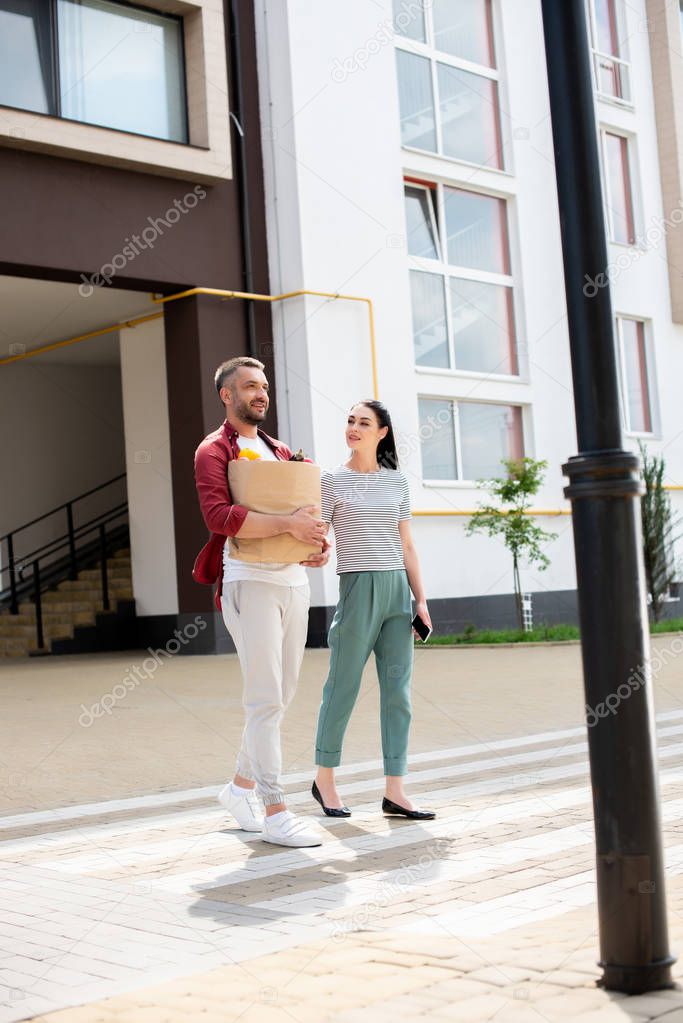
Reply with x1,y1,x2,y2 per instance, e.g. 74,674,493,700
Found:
540,0,675,994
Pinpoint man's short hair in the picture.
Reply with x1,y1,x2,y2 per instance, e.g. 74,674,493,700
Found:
214,356,265,396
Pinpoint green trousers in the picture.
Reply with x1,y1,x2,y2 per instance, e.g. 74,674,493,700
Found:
315,569,414,775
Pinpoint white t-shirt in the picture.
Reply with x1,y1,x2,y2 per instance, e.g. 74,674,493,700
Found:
223,434,308,590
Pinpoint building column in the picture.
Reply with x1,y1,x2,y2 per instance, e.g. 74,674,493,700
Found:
162,293,261,652
119,316,178,622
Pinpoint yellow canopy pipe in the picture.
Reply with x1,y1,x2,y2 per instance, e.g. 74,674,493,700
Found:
3,285,682,512
0,311,163,367
150,286,379,400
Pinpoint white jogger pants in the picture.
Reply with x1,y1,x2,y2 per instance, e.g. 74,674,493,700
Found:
221,580,310,806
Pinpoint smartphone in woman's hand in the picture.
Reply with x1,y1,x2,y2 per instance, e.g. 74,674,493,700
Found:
412,613,432,642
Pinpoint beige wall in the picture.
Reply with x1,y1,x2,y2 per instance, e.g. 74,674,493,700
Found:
647,0,683,323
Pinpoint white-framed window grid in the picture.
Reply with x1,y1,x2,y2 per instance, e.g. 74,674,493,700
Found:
586,0,633,108
406,177,519,378
615,315,657,437
394,0,506,172
417,395,527,484
598,126,639,245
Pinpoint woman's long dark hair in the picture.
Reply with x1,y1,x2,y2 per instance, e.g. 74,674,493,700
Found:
353,399,399,470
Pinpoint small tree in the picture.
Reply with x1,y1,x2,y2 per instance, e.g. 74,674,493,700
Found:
467,458,558,630
640,442,680,622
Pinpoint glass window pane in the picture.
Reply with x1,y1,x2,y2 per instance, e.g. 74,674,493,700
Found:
593,1,629,100
410,271,450,368
396,49,436,152
419,399,457,479
0,1,54,114
405,186,439,258
459,402,523,480
605,133,635,243
450,279,517,374
393,0,426,42
437,62,502,169
444,187,509,273
433,0,495,67
594,0,620,56
620,319,652,432
57,0,187,143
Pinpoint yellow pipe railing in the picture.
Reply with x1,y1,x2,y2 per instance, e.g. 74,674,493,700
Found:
150,286,379,399
0,286,379,397
0,311,163,367
412,508,572,517
4,284,683,516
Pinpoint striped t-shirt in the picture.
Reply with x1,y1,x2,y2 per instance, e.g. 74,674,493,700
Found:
321,465,411,574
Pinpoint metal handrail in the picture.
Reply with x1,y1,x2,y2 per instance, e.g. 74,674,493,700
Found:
1,476,129,655
13,503,128,577
0,473,126,544
2,507,129,653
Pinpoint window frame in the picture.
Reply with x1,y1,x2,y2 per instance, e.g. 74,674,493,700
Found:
395,0,505,172
0,0,229,182
587,0,633,108
418,395,526,484
599,128,638,246
615,316,657,437
405,177,519,378
0,0,189,145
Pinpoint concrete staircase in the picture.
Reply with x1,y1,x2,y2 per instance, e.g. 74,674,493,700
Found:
0,549,133,658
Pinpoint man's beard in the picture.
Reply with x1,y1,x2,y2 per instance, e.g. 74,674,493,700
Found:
235,398,268,424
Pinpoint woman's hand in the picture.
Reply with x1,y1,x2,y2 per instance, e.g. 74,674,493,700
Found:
413,600,432,638
300,535,331,568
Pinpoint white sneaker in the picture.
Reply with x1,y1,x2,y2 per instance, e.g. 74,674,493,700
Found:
262,810,323,848
218,782,264,832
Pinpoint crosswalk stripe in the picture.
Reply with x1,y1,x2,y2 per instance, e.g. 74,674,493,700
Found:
12,730,683,868
4,706,683,833
245,805,683,922
136,795,683,896
404,843,683,939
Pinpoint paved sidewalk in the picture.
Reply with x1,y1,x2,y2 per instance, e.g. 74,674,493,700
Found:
2,639,683,1021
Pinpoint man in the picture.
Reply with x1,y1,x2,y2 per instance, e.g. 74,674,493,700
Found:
194,356,329,848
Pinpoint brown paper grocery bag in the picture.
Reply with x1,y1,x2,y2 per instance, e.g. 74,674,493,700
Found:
227,459,322,564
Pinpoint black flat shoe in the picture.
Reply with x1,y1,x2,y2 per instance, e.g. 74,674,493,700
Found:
312,781,351,817
382,796,436,820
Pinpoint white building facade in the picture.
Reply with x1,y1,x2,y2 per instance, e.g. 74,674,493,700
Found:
253,0,683,633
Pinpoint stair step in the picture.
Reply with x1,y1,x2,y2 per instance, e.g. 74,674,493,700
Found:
0,610,95,632
50,591,133,607
17,600,99,615
2,608,94,624
77,567,132,582
0,621,74,640
56,578,132,593
0,639,40,657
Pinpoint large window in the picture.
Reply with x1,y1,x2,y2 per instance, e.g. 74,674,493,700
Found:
601,130,636,244
394,0,503,169
616,318,654,435
419,397,524,481
588,0,631,105
405,180,517,376
0,0,187,143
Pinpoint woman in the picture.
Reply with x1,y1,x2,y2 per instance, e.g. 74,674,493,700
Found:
311,399,435,820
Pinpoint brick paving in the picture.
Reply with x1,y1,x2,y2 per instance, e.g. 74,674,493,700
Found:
2,638,683,1021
